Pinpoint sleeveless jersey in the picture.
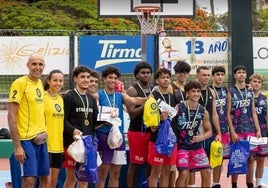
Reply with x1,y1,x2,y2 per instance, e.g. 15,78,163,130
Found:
97,90,124,134
44,91,64,153
229,86,255,133
63,90,98,147
150,90,176,142
254,93,267,137
170,82,186,104
173,102,205,150
128,83,151,131
199,87,214,132
8,76,46,140
209,85,229,133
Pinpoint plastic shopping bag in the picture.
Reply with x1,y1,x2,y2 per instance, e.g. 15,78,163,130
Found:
107,125,123,149
210,140,223,168
227,140,250,177
67,136,85,163
155,119,177,156
75,135,99,183
143,95,160,128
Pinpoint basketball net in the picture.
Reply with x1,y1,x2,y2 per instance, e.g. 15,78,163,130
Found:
134,6,161,35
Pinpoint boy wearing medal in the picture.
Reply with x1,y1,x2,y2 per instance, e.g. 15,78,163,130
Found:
62,66,99,188
189,66,222,187
172,80,212,187
147,68,177,187
95,66,146,188
126,61,153,187
249,74,268,188
209,66,230,188
227,65,261,188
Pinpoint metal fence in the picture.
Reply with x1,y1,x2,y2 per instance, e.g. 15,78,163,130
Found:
0,29,268,113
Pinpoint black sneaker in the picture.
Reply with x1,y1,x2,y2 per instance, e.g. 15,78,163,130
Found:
247,183,254,188
212,185,221,188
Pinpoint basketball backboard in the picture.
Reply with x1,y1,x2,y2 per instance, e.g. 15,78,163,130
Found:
98,0,195,18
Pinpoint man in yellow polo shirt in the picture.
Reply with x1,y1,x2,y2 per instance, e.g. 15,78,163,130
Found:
8,54,49,187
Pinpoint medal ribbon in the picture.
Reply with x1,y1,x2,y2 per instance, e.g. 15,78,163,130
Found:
200,87,208,108
137,82,151,97
235,85,248,108
103,90,115,107
212,85,224,110
74,88,89,120
158,89,171,105
173,82,185,102
187,102,200,130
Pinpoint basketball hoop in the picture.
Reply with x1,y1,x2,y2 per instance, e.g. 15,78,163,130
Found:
134,6,161,34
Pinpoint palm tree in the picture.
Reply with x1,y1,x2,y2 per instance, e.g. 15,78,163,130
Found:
210,0,215,16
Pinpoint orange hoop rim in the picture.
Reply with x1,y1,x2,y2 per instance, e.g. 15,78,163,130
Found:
134,6,161,13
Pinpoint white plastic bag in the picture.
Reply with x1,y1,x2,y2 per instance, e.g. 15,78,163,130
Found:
67,137,85,163
107,125,123,149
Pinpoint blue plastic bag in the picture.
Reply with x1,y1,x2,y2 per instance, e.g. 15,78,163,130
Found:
75,135,99,183
227,140,250,177
155,119,177,156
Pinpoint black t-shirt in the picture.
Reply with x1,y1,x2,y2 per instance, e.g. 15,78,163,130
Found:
63,90,99,147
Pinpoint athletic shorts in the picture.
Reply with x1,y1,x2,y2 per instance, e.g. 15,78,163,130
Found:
97,133,127,165
221,132,230,159
127,130,150,164
201,136,215,157
20,140,49,177
176,147,210,171
49,152,64,169
62,148,76,169
237,132,258,153
147,141,177,166
256,144,268,156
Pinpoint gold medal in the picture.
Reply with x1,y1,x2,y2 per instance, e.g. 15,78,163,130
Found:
74,88,89,126
84,119,89,126
243,100,247,107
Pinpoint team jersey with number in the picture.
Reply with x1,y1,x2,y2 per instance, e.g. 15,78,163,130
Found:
44,91,64,153
9,76,46,140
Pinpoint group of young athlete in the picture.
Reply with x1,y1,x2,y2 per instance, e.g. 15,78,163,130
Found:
7,54,268,188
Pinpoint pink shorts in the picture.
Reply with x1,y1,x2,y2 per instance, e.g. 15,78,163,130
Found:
128,131,150,164
256,144,268,156
62,148,76,169
176,147,210,171
148,141,177,166
221,132,230,159
237,132,258,152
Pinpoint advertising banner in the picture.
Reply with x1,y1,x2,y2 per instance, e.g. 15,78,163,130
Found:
159,37,229,75
79,35,155,73
0,36,70,75
253,37,268,75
